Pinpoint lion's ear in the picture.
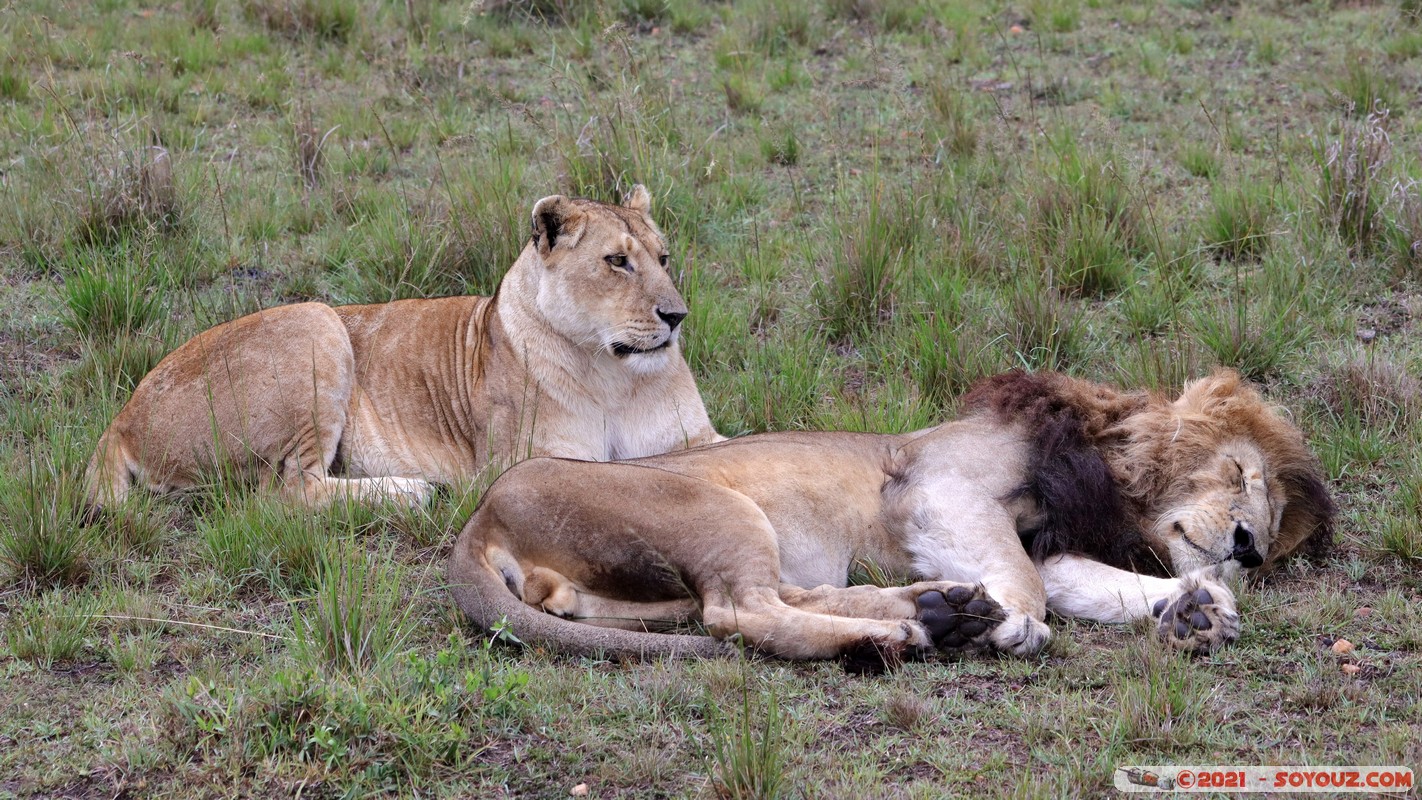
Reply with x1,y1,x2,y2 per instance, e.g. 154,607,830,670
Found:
1174,370,1244,413
1269,468,1335,568
622,184,652,215
531,195,587,256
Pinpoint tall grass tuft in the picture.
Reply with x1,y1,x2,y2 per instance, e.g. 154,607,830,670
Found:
1334,53,1396,117
1191,291,1306,380
242,0,357,42
1201,180,1274,261
199,499,340,594
293,545,416,677
0,457,92,589
77,146,178,244
59,241,169,341
1030,146,1145,296
926,74,979,160
1317,109,1392,255
999,274,1086,370
1316,352,1419,428
813,182,926,343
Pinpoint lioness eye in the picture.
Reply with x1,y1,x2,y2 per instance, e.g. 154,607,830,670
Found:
659,254,669,267
605,254,630,271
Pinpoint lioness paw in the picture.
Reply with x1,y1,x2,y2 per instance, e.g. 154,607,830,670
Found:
841,622,920,675
378,477,435,508
914,585,1007,654
1153,577,1240,654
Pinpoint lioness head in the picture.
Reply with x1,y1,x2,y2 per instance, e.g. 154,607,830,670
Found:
1131,372,1334,574
527,185,688,371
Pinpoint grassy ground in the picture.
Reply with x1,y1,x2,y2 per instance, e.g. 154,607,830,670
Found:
2,0,1421,796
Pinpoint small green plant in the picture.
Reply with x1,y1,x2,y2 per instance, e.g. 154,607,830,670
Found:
1179,142,1220,179
5,591,97,668
1110,637,1202,748
760,127,800,166
707,680,786,800
1201,180,1274,261
292,545,415,677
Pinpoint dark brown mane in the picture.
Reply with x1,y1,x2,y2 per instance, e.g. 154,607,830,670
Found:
963,371,1158,571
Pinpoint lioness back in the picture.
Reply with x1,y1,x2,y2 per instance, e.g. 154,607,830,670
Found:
85,185,720,511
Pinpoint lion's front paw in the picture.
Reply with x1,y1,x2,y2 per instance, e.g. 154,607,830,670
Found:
1153,578,1239,654
914,585,1007,653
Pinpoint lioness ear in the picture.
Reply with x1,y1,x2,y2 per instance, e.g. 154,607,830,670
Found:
531,195,586,256
622,184,652,215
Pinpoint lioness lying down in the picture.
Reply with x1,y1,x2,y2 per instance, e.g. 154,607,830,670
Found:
449,371,1333,669
85,186,719,510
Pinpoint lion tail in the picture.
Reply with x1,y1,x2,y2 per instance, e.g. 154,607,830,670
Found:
446,509,730,661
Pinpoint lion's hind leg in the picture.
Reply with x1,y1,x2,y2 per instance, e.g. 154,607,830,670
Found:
523,566,699,632
779,582,1006,654
700,585,934,673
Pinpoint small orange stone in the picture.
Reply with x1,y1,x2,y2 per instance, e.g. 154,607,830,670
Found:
1331,638,1355,654
1355,606,1374,618
1341,663,1362,676
1009,24,1025,33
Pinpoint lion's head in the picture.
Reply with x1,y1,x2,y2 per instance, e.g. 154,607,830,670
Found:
1113,371,1335,574
526,185,687,372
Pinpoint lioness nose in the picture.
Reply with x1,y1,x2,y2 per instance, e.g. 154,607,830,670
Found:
657,308,687,331
1232,523,1263,568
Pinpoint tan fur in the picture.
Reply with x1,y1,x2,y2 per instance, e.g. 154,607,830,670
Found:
85,187,720,510
448,371,1331,665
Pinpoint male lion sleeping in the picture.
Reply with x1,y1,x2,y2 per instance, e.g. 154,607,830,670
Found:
85,186,719,510
448,370,1333,670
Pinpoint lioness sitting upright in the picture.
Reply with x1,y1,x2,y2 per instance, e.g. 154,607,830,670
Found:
85,185,720,509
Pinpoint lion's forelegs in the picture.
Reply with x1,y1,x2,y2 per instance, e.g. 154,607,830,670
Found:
903,488,1052,656
1038,554,1240,653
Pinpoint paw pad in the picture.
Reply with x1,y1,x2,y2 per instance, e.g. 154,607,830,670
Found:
915,585,1006,652
1156,583,1239,654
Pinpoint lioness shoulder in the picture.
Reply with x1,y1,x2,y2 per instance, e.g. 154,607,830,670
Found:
85,185,720,510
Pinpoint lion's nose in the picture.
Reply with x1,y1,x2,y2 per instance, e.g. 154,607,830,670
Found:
657,307,687,331
1232,523,1263,568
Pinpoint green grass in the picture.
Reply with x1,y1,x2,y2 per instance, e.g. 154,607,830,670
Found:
2,0,1422,796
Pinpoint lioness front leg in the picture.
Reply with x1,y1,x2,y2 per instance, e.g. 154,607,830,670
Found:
1038,554,1240,653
